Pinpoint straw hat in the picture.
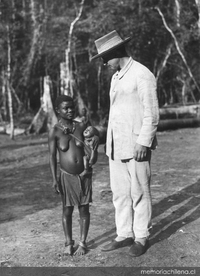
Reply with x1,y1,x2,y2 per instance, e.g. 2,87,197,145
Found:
91,30,131,60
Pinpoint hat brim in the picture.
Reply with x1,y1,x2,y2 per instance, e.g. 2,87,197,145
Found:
91,37,131,61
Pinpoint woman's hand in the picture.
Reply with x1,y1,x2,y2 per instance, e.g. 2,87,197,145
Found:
80,169,92,182
52,180,60,194
79,170,88,182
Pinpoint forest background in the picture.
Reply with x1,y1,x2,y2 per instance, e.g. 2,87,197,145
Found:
0,0,200,138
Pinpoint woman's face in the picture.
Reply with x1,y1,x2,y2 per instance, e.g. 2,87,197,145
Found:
57,101,75,120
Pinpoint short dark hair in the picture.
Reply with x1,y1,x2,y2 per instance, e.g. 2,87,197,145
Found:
55,95,73,109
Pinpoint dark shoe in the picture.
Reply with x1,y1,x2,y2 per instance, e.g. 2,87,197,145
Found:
129,240,149,257
101,237,134,252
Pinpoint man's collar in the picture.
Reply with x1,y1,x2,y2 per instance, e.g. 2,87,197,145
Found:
118,57,133,79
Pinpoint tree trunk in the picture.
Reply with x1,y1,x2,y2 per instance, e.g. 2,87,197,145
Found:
27,76,57,134
66,0,85,97
158,118,200,131
155,43,172,81
11,86,24,113
176,76,188,105
1,70,7,120
174,0,181,27
73,53,85,114
155,6,200,101
6,25,14,140
159,104,200,119
60,0,85,97
60,61,69,95
195,0,200,35
22,0,44,87
97,64,102,111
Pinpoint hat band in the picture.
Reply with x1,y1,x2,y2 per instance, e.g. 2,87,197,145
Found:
97,37,123,54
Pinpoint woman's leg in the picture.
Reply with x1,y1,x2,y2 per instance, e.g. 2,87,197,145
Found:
62,205,74,255
74,204,90,255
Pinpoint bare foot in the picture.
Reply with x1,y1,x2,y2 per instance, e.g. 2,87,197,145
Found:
74,241,87,256
63,241,74,256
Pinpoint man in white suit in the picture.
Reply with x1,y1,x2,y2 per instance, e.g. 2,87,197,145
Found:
91,30,159,257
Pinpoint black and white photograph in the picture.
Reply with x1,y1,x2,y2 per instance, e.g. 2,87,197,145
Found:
0,0,200,275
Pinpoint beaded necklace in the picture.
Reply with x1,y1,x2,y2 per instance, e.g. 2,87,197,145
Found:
58,120,76,135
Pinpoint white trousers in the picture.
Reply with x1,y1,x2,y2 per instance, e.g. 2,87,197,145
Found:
109,152,152,239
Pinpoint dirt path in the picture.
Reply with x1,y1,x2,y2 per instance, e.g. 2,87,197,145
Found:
0,128,200,270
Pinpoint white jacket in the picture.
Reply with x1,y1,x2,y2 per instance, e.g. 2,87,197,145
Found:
106,58,159,160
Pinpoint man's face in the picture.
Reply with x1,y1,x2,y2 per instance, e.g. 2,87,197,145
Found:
102,54,120,70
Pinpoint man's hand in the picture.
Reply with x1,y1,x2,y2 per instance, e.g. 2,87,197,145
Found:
52,180,60,194
133,143,148,162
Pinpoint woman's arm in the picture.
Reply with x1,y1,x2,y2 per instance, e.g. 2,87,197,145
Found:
48,127,59,194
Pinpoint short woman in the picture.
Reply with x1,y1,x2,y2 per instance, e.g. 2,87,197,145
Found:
48,95,98,256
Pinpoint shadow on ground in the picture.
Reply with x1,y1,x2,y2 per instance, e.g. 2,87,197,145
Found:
87,178,200,249
150,178,200,245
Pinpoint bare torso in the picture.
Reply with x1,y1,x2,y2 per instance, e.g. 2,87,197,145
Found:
55,122,85,175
